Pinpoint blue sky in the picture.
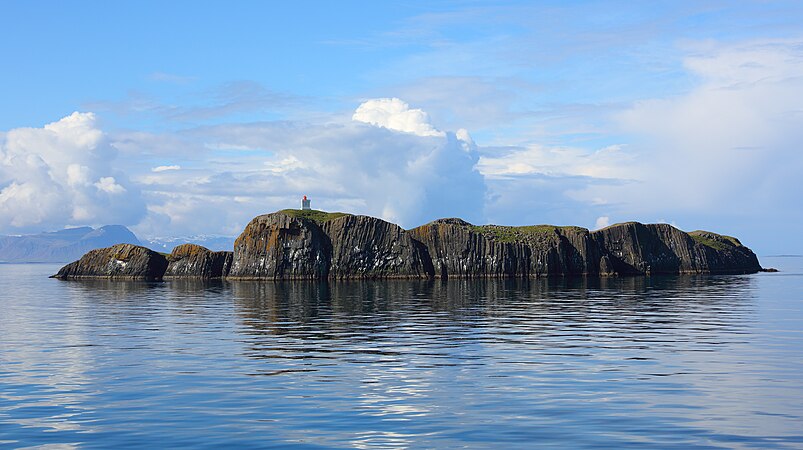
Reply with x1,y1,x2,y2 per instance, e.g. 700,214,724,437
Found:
1,1,802,255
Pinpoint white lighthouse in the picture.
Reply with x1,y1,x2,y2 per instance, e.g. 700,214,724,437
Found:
301,195,311,210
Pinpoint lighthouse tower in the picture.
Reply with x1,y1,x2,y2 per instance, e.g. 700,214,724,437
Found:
301,195,311,210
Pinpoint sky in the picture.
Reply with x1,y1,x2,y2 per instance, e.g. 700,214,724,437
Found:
0,1,802,255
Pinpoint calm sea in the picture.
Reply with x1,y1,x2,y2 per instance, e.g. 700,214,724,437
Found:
1,257,802,449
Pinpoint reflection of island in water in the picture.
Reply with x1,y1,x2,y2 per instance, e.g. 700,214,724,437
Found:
222,276,756,355
63,275,757,343
58,274,758,366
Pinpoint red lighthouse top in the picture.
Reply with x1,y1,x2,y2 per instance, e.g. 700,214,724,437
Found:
303,195,307,200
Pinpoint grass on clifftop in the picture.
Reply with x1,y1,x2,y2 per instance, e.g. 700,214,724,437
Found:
469,224,588,243
689,232,740,251
279,209,350,224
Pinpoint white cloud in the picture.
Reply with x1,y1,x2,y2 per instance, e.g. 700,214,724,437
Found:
152,165,181,172
594,216,610,230
94,176,127,194
478,143,636,180
0,112,146,233
130,100,485,235
605,39,803,216
353,98,445,137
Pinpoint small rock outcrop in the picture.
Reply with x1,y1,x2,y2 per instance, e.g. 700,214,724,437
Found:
164,244,232,279
51,243,168,280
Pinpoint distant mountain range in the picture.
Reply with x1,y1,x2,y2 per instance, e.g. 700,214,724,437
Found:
0,225,140,263
0,226,236,263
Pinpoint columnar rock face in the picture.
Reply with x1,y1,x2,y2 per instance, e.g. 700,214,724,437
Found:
410,219,760,277
409,219,600,277
51,243,168,280
590,223,760,275
52,210,763,280
592,222,700,274
227,213,330,279
322,215,433,279
164,244,233,279
686,230,762,274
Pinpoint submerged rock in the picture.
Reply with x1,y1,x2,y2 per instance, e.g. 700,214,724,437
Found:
164,244,232,279
51,243,168,280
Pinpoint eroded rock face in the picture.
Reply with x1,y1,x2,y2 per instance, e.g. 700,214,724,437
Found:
164,244,233,279
409,219,600,278
322,215,433,279
227,213,330,279
591,223,700,275
590,223,760,275
409,219,761,278
51,243,168,280
687,230,761,274
227,212,432,279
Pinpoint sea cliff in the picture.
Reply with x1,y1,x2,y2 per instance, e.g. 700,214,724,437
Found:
52,210,762,280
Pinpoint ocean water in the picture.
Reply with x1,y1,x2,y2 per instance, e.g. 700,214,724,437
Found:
1,257,802,449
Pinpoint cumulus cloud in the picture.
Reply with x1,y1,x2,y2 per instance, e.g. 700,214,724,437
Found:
132,99,485,235
594,216,610,230
0,112,146,233
353,98,445,137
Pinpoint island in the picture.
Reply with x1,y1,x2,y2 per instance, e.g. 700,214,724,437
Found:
52,209,763,280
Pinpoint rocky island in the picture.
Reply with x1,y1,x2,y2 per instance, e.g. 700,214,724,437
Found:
52,209,763,280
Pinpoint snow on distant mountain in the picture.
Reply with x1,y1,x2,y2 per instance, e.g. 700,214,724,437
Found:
142,235,236,253
0,225,140,263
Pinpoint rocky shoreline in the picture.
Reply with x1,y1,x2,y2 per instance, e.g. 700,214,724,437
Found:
52,209,763,280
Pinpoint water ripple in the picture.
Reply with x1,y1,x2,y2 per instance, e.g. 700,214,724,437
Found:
1,261,802,448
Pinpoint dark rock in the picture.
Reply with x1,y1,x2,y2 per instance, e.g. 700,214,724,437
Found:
322,215,432,279
409,220,760,278
227,212,432,279
599,255,616,276
408,220,599,277
227,213,330,279
51,243,168,280
591,222,702,275
164,244,232,279
686,230,762,274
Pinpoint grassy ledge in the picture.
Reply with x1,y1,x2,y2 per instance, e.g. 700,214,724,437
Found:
279,209,350,224
689,231,740,251
469,224,588,243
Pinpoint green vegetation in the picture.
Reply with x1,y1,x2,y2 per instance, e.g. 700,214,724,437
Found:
469,224,588,243
279,209,350,224
689,231,740,251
